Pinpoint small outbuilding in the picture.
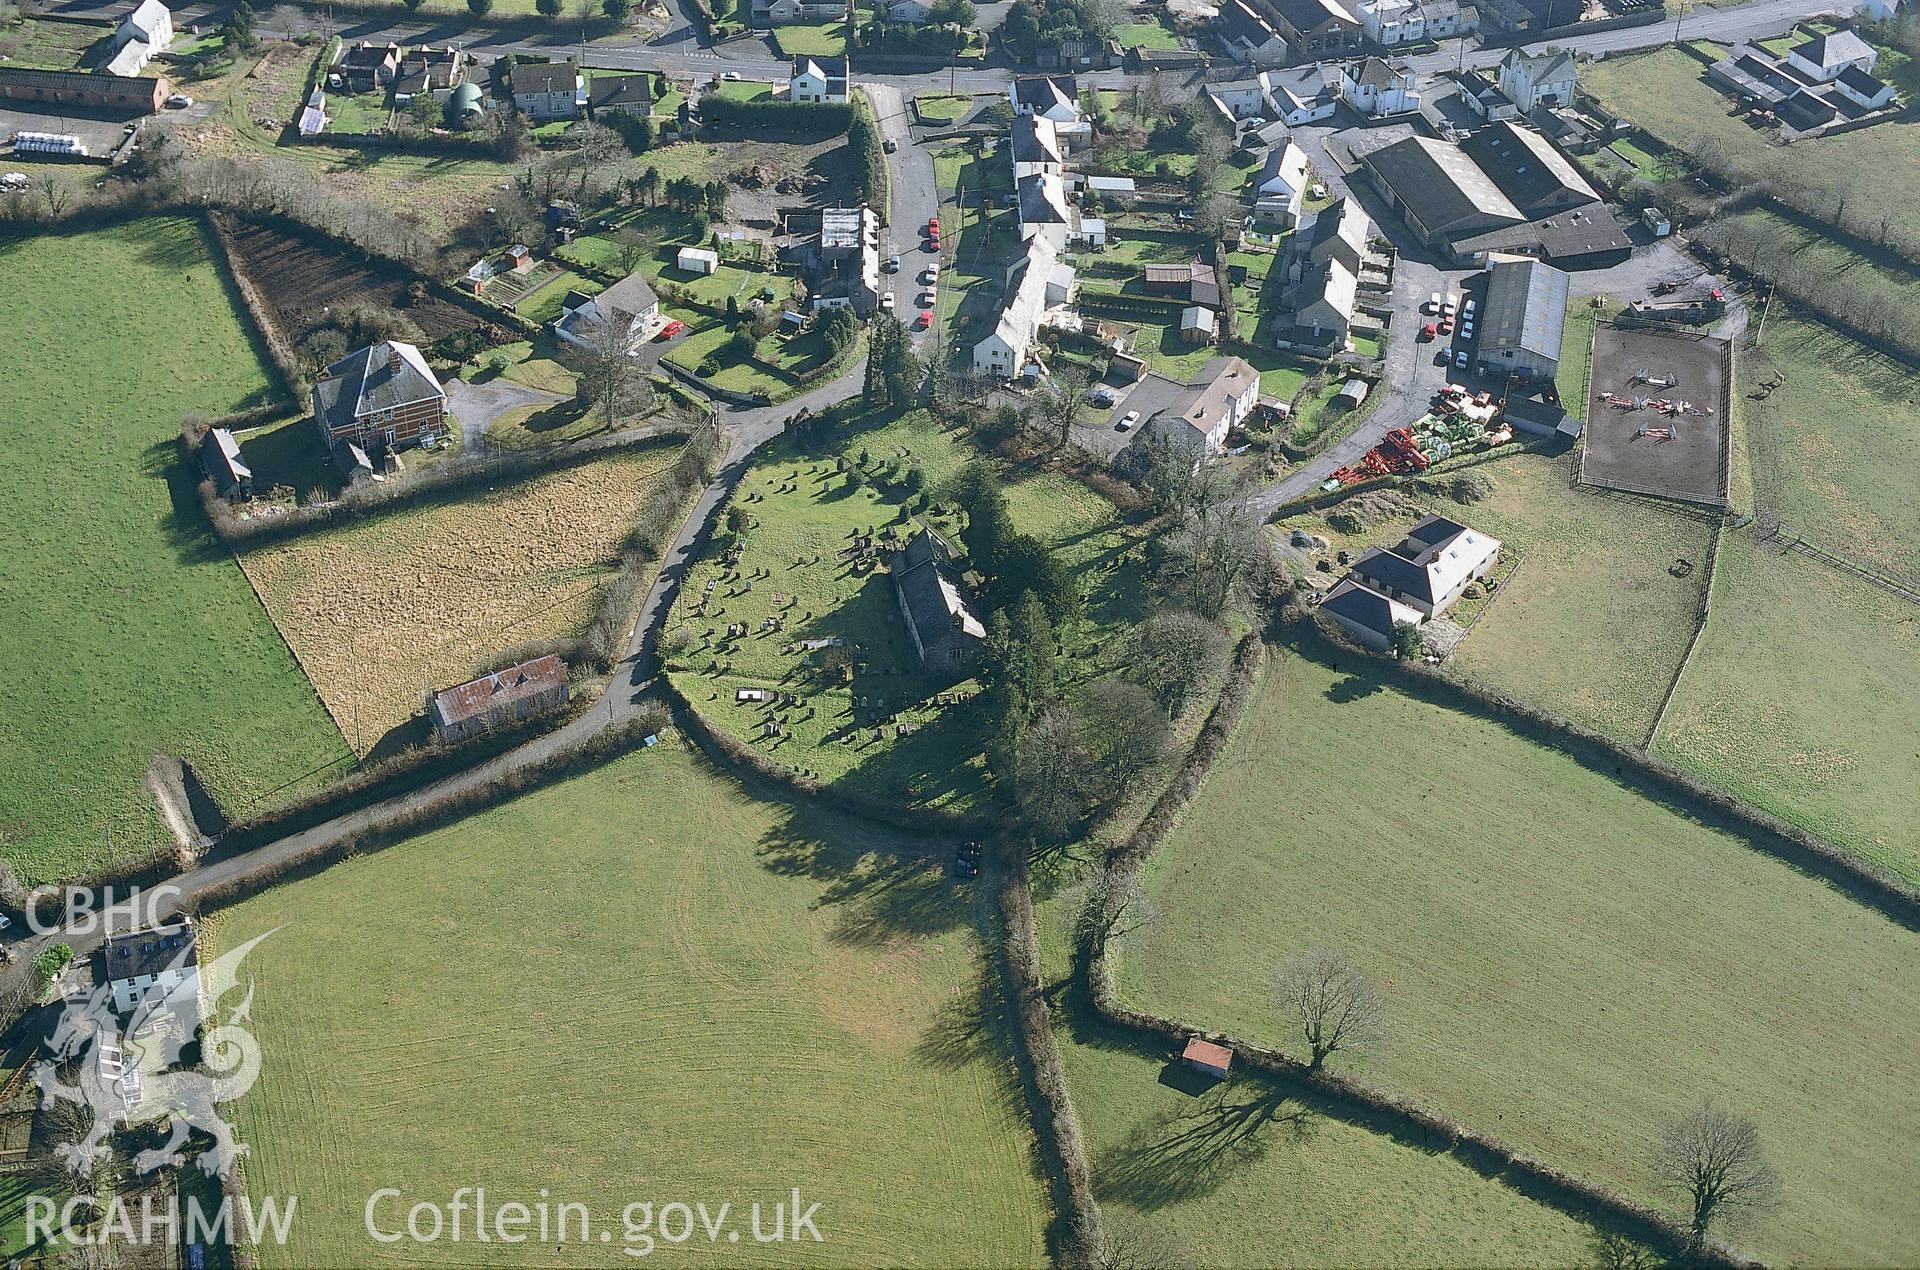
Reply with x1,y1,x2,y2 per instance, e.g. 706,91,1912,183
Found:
677,246,720,275
1179,305,1217,344
1182,1036,1233,1079
1333,378,1370,409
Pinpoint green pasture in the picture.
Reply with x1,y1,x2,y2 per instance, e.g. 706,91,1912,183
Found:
1117,653,1920,1266
0,219,349,884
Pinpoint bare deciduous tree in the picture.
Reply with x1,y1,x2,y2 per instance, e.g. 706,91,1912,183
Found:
1271,948,1386,1071
1071,868,1162,952
1653,1105,1781,1254
1035,362,1090,448
572,315,652,432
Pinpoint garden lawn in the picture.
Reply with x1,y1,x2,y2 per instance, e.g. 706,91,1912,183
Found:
774,19,848,56
1114,19,1179,49
224,744,1050,1268
1031,890,1631,1266
1118,652,1920,1267
1437,450,1715,742
1583,48,1920,238
713,78,774,101
664,411,1141,817
0,219,349,884
914,93,974,123
514,268,598,326
240,447,682,753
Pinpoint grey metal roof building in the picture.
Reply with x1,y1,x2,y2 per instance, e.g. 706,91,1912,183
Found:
1359,134,1523,255
1462,120,1598,219
1477,253,1569,380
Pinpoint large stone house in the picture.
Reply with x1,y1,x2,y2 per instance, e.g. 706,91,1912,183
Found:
513,59,585,120
310,340,449,457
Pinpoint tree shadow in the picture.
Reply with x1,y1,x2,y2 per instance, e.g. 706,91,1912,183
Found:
1324,672,1386,704
1091,1079,1313,1210
751,802,969,948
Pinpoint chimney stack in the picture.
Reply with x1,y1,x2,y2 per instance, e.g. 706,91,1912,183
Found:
388,344,403,374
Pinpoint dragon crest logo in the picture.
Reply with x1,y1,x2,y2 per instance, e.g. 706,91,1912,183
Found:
33,926,280,1179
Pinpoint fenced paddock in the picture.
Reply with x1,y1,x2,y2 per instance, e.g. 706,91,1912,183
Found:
1578,323,1732,507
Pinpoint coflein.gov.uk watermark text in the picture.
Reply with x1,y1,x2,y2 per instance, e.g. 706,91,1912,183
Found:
367,1188,825,1257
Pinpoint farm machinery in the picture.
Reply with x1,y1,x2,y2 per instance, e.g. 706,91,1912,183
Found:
1322,407,1512,488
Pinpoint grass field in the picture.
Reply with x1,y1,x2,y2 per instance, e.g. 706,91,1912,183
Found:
0,15,106,68
1649,313,1920,884
1427,451,1715,742
663,411,1140,816
0,219,349,883
223,744,1050,1268
241,448,681,754
1116,652,1920,1266
1656,535,1920,886
1030,892,1628,1266
1583,48,1920,238
1739,315,1919,575
1706,207,1920,339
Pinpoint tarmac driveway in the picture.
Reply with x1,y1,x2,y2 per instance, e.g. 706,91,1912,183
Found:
446,376,570,447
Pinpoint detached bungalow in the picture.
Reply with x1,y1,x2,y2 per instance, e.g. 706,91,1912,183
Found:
552,272,661,354
1349,513,1501,618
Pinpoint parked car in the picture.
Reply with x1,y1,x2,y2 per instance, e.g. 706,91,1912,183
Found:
719,71,741,81
654,319,685,341
880,292,896,310
1455,349,1470,369
1117,410,1140,432
883,138,898,153
915,309,933,329
918,291,935,307
1419,321,1437,341
1175,209,1194,222
165,93,193,108
1427,291,1441,313
954,840,982,879
1089,385,1118,406
921,266,939,285
1244,115,1267,128
885,254,901,272
1462,297,1476,316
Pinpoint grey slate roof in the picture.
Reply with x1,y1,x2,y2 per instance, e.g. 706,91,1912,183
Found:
1462,120,1597,215
103,920,197,984
1351,544,1437,603
1319,577,1402,637
311,340,445,436
514,60,580,94
892,528,983,654
1790,30,1873,72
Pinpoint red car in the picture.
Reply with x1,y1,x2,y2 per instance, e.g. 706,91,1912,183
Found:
927,216,940,234
1439,318,1455,336
915,309,933,329
654,319,685,341
1419,321,1437,341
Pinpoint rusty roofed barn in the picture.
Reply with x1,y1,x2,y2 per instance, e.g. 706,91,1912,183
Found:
0,66,168,114
429,655,571,744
